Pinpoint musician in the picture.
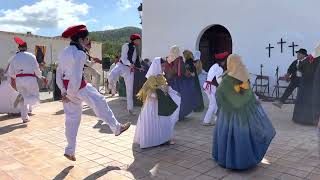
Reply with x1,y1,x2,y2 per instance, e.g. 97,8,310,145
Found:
273,48,308,108
56,25,131,161
108,34,141,115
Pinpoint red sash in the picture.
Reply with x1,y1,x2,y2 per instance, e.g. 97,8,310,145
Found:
204,81,213,93
16,73,36,77
204,79,219,93
63,80,87,90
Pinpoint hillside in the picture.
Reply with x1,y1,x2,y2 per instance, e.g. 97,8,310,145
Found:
90,27,142,60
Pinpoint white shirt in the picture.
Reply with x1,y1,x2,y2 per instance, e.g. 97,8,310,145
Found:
296,57,306,77
120,43,137,66
206,63,223,82
56,46,89,98
85,60,96,68
7,51,42,79
108,63,116,75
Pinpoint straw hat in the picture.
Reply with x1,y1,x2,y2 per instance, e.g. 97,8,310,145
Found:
183,50,194,62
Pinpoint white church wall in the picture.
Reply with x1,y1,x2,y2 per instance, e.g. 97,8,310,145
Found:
142,0,320,88
0,32,55,68
0,31,102,72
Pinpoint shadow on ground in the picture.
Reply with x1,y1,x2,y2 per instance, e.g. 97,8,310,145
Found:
0,114,20,122
83,166,121,180
0,122,27,135
53,166,74,180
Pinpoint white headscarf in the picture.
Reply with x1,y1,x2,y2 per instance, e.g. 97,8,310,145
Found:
193,50,201,61
314,44,320,58
145,57,163,79
167,45,181,63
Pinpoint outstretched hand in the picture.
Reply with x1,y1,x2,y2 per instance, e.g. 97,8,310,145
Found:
42,77,48,87
62,95,70,103
92,57,102,64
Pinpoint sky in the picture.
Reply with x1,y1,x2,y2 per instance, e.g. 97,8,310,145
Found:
0,0,141,36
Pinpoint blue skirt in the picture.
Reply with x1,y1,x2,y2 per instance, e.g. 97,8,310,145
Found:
168,77,198,120
213,104,276,170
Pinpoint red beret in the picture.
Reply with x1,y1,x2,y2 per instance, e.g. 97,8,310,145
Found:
130,34,141,41
214,51,230,60
14,36,26,46
62,25,88,38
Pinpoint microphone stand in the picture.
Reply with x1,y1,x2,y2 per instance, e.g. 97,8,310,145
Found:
275,66,279,98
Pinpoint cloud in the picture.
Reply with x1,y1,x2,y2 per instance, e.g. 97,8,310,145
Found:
85,18,98,24
0,24,40,34
0,0,90,34
117,0,140,11
103,25,118,30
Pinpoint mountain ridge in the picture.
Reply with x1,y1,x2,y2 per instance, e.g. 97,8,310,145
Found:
90,27,141,59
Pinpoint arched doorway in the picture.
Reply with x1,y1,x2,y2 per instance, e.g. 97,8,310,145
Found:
198,25,232,72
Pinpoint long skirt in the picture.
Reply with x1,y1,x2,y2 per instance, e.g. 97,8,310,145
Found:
293,81,317,125
213,103,276,170
0,80,20,114
193,74,204,112
168,77,198,120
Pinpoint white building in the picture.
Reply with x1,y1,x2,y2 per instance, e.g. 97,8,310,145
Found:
0,31,102,71
142,0,320,89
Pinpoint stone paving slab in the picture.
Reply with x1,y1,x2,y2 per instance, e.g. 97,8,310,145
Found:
0,97,319,180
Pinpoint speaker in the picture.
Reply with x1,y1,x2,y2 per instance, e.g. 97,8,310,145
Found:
102,57,111,70
52,70,62,101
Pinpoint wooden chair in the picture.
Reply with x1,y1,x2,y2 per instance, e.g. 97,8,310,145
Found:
252,75,270,97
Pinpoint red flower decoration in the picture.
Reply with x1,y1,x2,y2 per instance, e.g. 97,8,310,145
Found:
307,54,315,63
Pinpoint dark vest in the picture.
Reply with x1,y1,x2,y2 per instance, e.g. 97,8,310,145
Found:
127,42,135,64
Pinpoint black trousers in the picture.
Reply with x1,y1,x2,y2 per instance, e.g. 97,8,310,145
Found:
280,77,301,103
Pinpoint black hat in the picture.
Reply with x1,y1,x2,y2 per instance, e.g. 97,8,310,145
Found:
296,48,308,56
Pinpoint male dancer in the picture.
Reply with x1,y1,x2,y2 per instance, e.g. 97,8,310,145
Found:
108,34,141,114
273,48,308,108
7,37,46,123
56,25,131,161
202,51,229,126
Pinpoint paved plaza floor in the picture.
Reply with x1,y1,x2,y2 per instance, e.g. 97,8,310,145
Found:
0,97,319,180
